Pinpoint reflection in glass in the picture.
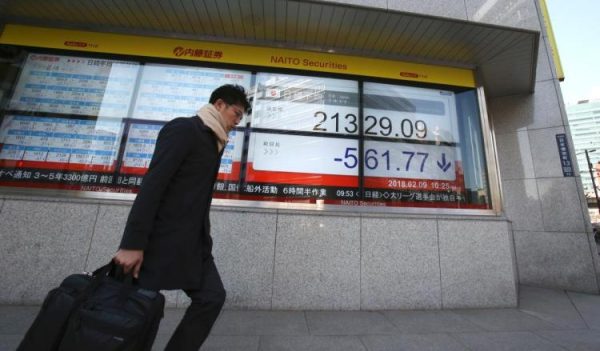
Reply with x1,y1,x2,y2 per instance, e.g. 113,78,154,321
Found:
252,72,359,135
0,48,493,211
241,72,360,204
361,82,490,209
9,54,139,117
131,63,251,121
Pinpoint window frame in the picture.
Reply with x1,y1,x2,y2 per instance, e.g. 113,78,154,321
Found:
0,46,502,216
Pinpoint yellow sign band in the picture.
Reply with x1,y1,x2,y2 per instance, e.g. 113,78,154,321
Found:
0,24,475,87
538,0,564,81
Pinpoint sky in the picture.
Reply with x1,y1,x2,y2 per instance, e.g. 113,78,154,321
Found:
546,0,600,106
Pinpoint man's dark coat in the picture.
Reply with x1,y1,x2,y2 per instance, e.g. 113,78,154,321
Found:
119,116,222,290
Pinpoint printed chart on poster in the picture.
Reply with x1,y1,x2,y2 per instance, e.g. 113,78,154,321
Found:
120,123,162,174
217,129,245,180
131,64,252,121
120,121,244,182
0,115,123,172
8,53,139,117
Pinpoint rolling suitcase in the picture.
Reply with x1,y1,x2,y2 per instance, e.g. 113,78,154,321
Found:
17,262,165,351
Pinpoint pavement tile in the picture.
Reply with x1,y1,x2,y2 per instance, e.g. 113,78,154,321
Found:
454,331,565,350
306,311,397,335
210,311,309,336
259,335,366,351
453,308,563,332
152,334,259,351
0,305,39,334
152,333,171,351
5,286,600,350
0,334,22,351
156,308,186,335
568,291,600,330
535,329,600,351
361,334,468,351
200,335,260,351
519,285,588,329
382,310,484,333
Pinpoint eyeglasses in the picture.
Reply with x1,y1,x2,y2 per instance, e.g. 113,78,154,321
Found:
228,104,244,119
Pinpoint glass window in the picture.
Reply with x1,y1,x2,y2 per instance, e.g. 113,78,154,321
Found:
0,47,492,212
121,63,252,184
0,52,253,193
1,53,138,191
359,82,490,209
229,72,359,204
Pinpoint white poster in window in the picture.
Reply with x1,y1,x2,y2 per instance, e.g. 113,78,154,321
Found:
0,115,123,172
362,82,460,144
250,132,358,176
8,53,139,117
252,73,359,135
132,64,252,121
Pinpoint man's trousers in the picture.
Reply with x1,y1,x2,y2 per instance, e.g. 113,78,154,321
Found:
164,259,226,351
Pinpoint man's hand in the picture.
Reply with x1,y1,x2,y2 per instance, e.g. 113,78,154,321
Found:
113,249,144,278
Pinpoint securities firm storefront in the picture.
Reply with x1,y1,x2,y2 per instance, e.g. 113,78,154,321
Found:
0,0,597,310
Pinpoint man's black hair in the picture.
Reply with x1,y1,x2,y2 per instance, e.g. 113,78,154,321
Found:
209,84,251,112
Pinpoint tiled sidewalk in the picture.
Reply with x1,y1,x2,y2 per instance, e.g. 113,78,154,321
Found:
3,285,600,350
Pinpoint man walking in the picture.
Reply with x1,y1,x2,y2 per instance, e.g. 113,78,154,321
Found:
113,84,251,350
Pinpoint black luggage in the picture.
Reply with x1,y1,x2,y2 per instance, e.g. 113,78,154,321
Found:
17,262,165,351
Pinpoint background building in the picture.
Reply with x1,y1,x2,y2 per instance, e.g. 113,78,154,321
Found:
0,0,598,310
566,99,600,222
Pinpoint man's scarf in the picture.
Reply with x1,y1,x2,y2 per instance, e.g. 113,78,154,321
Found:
196,104,228,152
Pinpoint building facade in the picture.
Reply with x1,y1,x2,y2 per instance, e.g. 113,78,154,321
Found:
0,0,598,310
